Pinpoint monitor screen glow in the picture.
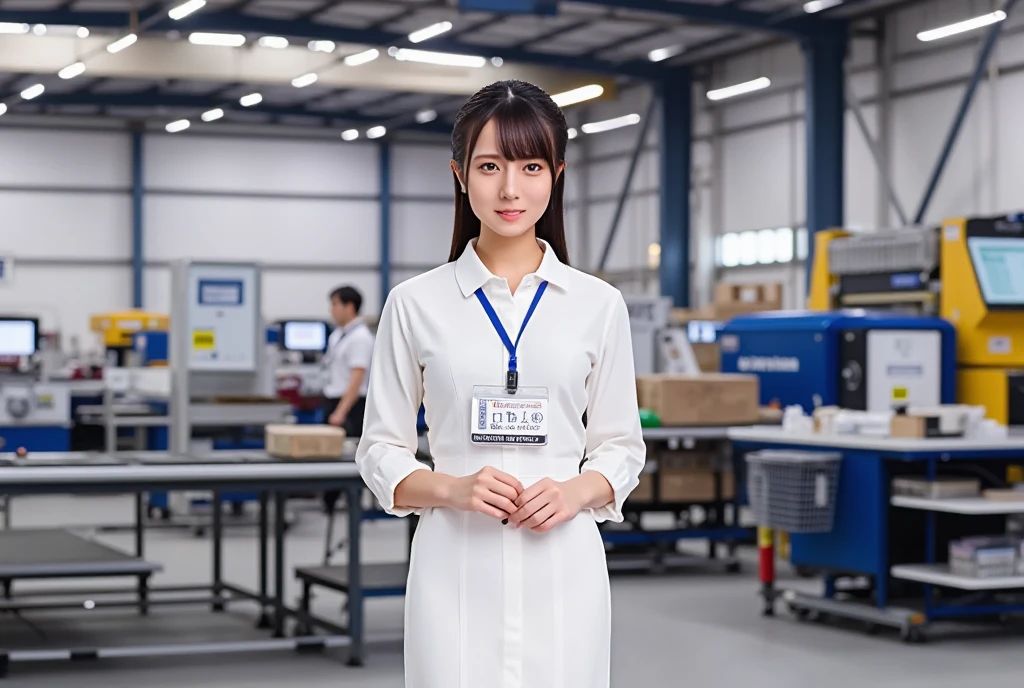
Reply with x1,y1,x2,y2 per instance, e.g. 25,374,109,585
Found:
282,321,328,352
0,320,37,356
968,237,1024,306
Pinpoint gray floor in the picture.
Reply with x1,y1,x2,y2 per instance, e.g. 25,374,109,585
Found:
2,495,1024,686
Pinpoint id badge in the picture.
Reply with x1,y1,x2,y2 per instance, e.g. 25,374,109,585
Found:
470,385,549,446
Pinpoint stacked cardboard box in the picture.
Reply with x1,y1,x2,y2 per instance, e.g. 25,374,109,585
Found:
636,374,760,427
709,282,783,321
265,424,346,460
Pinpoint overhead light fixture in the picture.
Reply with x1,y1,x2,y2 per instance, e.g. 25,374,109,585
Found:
166,119,191,133
366,126,387,139
408,21,453,43
580,113,640,135
258,36,289,49
107,34,138,53
20,84,44,100
491,56,504,67
309,40,336,53
341,129,359,141
201,108,224,122
648,44,684,62
58,62,86,80
169,0,207,20
77,27,90,38
550,84,604,108
393,48,486,68
32,24,46,36
239,92,263,107
917,10,1006,42
706,76,771,101
415,109,437,124
567,127,578,140
189,32,246,47
0,103,7,117
291,73,318,88
803,0,842,12
344,48,379,66
0,23,29,35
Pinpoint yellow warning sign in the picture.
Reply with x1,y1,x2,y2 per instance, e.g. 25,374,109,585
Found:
192,330,215,350
892,387,908,402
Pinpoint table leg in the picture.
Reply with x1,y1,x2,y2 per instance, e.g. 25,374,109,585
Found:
212,491,224,612
345,481,364,667
256,491,271,629
135,493,148,615
273,491,286,638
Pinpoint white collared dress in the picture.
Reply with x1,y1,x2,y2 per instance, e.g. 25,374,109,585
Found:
355,240,647,688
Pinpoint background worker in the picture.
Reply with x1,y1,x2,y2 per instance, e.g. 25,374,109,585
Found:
322,285,374,438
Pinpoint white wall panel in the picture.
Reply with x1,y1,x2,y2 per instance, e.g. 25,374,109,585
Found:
995,69,1024,213
845,106,881,230
721,123,793,233
264,270,381,320
143,266,171,315
145,196,380,264
587,151,659,198
0,191,131,259
5,266,131,345
145,136,379,196
586,196,659,271
392,145,454,196
721,91,792,131
0,130,129,188
891,46,976,92
390,201,452,266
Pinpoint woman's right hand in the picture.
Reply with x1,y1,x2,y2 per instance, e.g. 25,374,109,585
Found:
443,467,523,520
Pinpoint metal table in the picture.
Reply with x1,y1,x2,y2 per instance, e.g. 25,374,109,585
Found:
0,455,369,677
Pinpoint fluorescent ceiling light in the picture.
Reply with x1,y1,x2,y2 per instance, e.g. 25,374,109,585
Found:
580,114,640,135
706,76,771,101
344,48,379,66
567,127,578,140
393,48,486,68
189,32,246,47
366,126,387,139
107,34,138,53
415,109,437,124
492,56,504,67
291,72,318,88
166,119,190,133
20,84,44,100
0,23,29,34
32,24,46,36
550,84,604,107
0,104,7,117
648,44,683,62
58,62,86,80
309,40,336,53
169,0,207,20
409,21,453,43
239,92,262,107
77,26,90,38
201,108,224,122
803,0,842,13
258,35,289,49
341,129,359,141
917,11,1006,42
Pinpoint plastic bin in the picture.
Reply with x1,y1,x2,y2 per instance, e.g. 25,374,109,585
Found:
746,450,842,533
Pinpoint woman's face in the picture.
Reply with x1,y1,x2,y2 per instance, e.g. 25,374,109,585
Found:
456,118,560,239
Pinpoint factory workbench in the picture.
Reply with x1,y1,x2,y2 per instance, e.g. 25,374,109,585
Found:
729,426,1024,642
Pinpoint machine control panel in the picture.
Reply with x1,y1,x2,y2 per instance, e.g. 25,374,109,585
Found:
185,264,259,373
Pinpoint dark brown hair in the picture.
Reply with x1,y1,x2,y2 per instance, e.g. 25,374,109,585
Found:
448,79,570,264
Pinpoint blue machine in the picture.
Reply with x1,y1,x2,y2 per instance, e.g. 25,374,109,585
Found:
719,311,957,413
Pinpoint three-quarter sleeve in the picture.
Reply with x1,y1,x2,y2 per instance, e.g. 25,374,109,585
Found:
354,289,431,516
581,292,647,523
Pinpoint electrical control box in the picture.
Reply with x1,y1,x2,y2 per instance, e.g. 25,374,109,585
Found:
179,263,259,373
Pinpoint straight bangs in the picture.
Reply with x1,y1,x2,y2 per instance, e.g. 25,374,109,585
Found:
467,97,561,174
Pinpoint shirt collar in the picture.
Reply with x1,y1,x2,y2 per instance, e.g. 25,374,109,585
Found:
340,317,364,334
455,237,570,298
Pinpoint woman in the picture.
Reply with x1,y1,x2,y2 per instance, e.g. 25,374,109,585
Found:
355,79,646,688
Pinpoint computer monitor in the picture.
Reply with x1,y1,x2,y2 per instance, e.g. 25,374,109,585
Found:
280,321,329,353
968,237,1024,308
0,318,39,357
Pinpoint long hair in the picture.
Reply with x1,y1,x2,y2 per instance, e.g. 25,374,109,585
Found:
448,80,570,264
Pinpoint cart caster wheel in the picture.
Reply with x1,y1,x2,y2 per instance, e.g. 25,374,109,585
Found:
901,626,926,644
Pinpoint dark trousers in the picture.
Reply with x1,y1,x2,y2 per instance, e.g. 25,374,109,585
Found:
321,395,366,438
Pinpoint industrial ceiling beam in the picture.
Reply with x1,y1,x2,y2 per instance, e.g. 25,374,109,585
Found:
575,0,816,39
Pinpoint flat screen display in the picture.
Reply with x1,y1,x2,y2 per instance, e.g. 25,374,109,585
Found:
968,237,1024,307
0,319,38,356
282,321,328,352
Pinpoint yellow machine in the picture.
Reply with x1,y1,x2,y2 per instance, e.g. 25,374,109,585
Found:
90,310,169,365
809,213,1024,427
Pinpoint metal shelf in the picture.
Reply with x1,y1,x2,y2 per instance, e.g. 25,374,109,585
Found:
891,564,1024,591
891,495,1024,514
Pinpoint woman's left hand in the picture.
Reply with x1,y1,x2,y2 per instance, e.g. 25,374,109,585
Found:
505,478,585,533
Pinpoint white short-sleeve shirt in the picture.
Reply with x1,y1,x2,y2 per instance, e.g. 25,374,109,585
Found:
323,318,374,398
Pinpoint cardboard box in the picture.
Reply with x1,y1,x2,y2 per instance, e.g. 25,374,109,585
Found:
691,342,720,372
629,473,655,503
659,468,735,502
266,424,345,460
890,413,964,439
710,282,783,320
636,374,760,426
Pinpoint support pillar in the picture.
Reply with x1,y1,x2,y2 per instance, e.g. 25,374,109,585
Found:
379,142,391,309
803,27,847,284
659,67,692,308
131,127,144,308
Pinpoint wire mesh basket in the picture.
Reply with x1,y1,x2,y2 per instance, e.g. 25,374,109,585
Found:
746,450,842,533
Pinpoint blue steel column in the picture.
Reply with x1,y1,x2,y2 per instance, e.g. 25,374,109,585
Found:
659,67,692,307
379,142,391,309
131,128,144,308
803,26,847,280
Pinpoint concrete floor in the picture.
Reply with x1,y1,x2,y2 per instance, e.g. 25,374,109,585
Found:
2,495,1024,686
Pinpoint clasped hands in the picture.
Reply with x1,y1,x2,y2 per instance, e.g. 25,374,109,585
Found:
448,466,584,533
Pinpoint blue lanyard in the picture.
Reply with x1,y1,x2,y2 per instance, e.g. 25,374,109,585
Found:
474,281,548,393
